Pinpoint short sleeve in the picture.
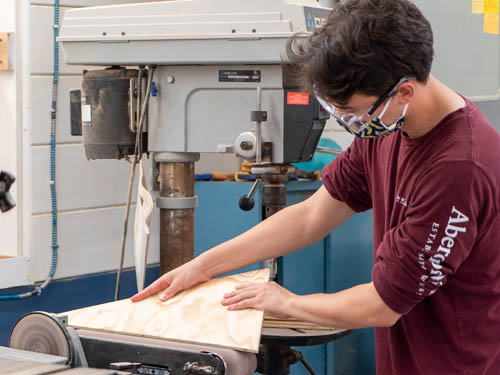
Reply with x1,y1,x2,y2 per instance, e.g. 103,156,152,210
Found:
372,161,490,314
322,138,372,212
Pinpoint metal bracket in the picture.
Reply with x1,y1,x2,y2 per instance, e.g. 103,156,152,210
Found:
250,110,267,122
129,77,138,132
156,196,199,209
110,362,171,375
69,90,82,136
66,327,89,367
183,362,217,374
262,142,273,162
57,315,88,368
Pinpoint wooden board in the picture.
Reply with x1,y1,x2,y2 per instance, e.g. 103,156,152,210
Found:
0,33,10,71
263,314,336,331
262,321,336,330
64,269,270,353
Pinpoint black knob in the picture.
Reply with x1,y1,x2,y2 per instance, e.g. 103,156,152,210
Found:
239,195,255,211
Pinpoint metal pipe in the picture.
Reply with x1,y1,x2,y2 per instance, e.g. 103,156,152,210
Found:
255,87,262,164
159,161,195,275
135,68,143,132
115,158,137,300
315,146,343,156
247,179,261,200
136,66,155,157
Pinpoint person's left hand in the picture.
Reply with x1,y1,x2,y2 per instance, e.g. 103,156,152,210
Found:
221,281,297,319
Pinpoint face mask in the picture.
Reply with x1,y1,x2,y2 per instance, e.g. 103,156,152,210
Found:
338,97,409,139
315,76,411,139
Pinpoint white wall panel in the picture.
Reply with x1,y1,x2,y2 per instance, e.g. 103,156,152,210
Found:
31,6,97,75
323,118,354,150
32,144,139,214
31,206,160,281
323,130,354,151
31,75,83,145
0,1,19,257
0,257,29,289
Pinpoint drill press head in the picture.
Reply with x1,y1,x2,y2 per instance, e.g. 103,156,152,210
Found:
0,170,16,213
58,0,332,164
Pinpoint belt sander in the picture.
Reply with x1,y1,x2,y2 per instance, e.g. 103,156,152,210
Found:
5,311,349,375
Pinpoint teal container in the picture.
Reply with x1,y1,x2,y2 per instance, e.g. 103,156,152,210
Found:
292,138,341,172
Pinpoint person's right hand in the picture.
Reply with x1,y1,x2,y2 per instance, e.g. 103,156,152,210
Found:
130,259,211,302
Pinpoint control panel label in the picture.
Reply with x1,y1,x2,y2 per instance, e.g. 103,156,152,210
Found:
304,6,330,31
219,70,261,82
287,92,310,105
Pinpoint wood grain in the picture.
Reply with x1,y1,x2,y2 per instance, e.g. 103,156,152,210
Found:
64,269,270,353
0,33,10,71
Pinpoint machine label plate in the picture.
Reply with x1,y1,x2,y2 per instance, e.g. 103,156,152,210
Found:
219,70,261,82
304,6,330,31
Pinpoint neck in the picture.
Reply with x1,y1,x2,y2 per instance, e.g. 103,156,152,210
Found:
402,75,466,139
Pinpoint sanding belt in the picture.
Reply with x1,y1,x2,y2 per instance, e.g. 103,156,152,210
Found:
76,329,257,375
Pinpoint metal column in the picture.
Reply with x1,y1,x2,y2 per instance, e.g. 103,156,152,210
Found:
155,152,200,275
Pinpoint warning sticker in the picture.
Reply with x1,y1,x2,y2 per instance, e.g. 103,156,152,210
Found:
287,92,310,105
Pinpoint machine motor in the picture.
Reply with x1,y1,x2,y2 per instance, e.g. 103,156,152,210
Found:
71,67,145,160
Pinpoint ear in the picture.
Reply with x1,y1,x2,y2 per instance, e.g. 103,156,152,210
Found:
397,82,415,104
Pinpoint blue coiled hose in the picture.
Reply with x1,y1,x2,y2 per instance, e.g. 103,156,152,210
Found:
0,0,60,300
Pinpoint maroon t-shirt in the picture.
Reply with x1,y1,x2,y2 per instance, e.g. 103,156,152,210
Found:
322,99,500,375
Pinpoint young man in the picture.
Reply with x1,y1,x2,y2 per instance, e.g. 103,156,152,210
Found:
133,0,500,373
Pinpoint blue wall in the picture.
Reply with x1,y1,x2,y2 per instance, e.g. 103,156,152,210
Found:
0,181,375,375
0,267,160,346
327,213,375,375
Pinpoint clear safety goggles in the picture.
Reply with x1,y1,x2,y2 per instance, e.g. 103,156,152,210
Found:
316,77,411,135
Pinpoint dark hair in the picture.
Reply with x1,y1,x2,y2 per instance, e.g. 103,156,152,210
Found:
286,0,434,105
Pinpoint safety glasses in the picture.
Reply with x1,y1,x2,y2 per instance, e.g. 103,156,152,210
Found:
316,77,411,135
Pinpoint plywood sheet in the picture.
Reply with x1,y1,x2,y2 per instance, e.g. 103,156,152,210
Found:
64,269,270,353
263,314,336,331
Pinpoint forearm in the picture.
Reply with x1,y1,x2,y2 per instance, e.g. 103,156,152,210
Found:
197,202,318,277
196,186,353,278
286,282,401,329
